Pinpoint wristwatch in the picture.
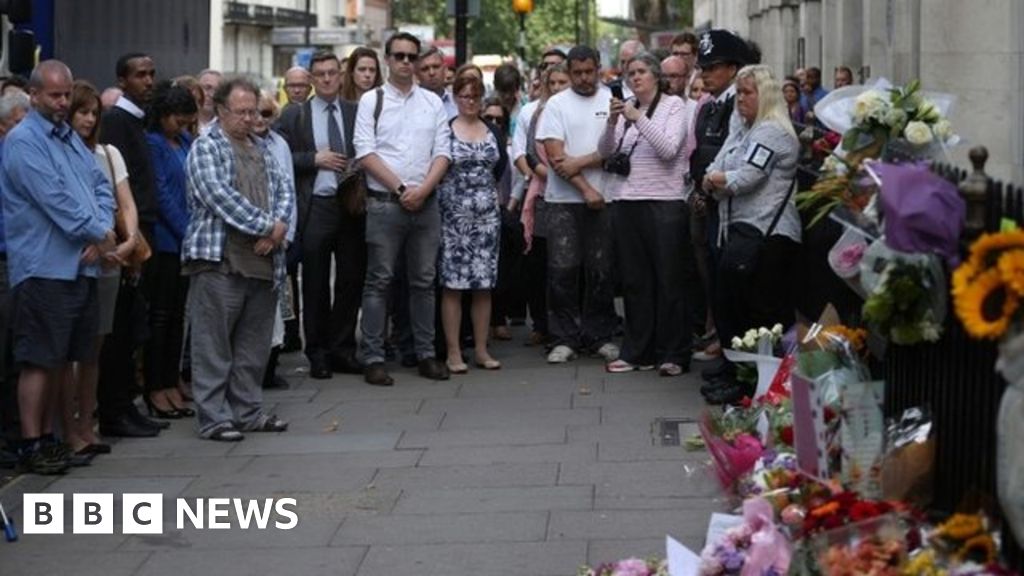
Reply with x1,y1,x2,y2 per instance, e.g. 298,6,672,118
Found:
394,183,407,196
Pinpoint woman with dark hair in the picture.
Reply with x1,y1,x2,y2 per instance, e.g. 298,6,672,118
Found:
172,75,205,137
341,47,382,102
439,74,508,373
782,76,806,126
62,80,142,457
481,96,518,341
143,81,197,418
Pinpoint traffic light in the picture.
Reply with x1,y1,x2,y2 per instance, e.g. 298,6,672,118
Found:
512,0,533,14
1,0,34,76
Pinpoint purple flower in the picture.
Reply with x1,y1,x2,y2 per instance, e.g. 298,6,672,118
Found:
610,558,651,576
720,549,745,572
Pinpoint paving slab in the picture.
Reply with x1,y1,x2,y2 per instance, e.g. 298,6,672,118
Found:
355,541,587,576
2,550,150,576
392,485,593,514
397,425,568,449
229,431,401,456
333,511,549,545
371,462,559,489
441,407,600,429
417,443,597,467
135,547,366,576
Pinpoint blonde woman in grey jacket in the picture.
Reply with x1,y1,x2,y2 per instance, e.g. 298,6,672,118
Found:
700,64,801,405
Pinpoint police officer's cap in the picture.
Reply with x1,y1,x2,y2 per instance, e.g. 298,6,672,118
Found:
697,29,751,69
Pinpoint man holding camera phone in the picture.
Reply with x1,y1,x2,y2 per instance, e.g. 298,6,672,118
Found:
535,45,618,364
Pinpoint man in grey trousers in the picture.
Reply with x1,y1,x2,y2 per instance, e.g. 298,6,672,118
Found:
183,77,294,441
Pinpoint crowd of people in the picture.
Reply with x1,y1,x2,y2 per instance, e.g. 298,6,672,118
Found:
0,28,859,475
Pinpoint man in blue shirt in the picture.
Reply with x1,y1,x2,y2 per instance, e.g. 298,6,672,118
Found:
1,60,116,474
799,66,829,113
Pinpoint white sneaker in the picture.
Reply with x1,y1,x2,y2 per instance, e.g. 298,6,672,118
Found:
595,342,620,362
547,345,577,363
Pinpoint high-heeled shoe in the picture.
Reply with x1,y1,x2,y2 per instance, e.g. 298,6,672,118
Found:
168,401,195,417
144,396,183,419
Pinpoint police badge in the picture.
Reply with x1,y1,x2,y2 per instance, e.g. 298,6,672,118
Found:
699,32,713,55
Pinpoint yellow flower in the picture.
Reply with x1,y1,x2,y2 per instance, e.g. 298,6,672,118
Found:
937,513,985,540
953,268,1020,340
998,250,1024,296
967,230,1024,271
952,261,978,297
958,534,996,564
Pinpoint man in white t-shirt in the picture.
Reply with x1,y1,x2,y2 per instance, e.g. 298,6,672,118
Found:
536,45,618,364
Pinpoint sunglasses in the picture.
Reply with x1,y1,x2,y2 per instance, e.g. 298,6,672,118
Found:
482,114,504,123
259,110,274,118
390,51,419,63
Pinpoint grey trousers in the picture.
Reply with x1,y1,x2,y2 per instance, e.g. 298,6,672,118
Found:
359,196,441,365
188,271,275,437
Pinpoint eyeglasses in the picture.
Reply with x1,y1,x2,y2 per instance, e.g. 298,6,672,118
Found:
482,115,504,123
456,93,479,102
390,51,419,63
259,110,274,118
224,108,258,119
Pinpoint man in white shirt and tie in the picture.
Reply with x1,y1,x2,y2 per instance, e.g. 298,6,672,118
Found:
354,33,452,386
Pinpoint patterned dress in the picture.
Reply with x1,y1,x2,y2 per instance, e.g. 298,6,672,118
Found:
438,130,501,290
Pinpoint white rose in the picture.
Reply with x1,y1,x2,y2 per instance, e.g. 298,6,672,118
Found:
933,119,953,142
904,121,934,146
742,334,757,348
758,327,770,339
772,323,784,337
732,336,743,349
853,90,886,123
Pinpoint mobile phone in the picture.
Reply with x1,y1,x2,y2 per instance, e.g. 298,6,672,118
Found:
610,82,624,100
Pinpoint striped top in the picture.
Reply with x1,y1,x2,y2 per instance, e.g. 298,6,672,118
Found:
598,93,694,201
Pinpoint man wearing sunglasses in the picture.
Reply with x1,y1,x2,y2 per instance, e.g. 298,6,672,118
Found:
277,50,362,380
354,32,453,387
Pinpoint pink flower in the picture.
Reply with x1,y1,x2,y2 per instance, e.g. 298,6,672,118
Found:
836,243,866,272
611,558,651,576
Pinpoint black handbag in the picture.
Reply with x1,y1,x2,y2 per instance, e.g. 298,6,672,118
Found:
719,179,795,277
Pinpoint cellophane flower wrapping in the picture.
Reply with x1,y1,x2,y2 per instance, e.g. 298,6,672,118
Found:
699,407,765,491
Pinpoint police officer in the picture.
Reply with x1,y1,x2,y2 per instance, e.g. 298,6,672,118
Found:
687,29,754,400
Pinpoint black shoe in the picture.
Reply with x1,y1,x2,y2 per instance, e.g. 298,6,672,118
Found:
281,334,303,354
701,363,731,382
310,359,332,380
400,354,418,368
704,378,753,406
264,375,290,389
417,358,450,381
330,354,363,375
128,407,170,429
99,414,160,438
364,362,394,386
145,396,184,420
17,447,70,475
0,448,19,469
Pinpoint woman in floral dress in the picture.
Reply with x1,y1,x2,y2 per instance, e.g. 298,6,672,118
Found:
439,74,508,373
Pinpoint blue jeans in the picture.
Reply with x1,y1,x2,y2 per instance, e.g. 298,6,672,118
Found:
359,196,441,365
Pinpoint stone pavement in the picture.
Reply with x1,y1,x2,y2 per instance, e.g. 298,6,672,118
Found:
0,329,726,575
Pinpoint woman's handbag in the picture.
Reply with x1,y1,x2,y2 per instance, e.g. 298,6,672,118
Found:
103,145,152,268
720,179,795,277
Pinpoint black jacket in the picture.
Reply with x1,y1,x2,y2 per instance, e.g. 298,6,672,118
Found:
100,106,158,226
275,98,358,240
689,94,736,186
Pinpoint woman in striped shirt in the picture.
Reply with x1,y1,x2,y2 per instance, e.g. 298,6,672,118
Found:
599,52,695,377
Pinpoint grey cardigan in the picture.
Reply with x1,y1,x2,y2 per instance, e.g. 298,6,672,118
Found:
708,118,802,246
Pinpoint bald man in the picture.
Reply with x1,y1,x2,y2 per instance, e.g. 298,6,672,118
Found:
283,66,312,105
661,55,689,98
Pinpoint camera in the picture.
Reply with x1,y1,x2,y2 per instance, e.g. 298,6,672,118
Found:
602,152,631,177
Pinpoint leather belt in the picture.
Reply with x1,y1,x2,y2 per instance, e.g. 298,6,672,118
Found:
366,189,401,203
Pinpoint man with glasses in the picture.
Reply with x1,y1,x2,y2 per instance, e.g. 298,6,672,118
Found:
283,66,312,106
537,48,567,73
671,32,700,95
183,77,294,441
277,51,362,380
354,32,452,386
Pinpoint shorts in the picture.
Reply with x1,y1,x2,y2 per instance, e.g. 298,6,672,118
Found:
96,272,121,336
11,276,99,369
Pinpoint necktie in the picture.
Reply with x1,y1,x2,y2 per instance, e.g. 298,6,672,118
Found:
326,103,344,185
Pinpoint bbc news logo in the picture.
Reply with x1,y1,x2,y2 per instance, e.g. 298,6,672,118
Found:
22,494,299,534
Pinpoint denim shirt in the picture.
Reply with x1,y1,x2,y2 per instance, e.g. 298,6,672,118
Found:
1,110,115,287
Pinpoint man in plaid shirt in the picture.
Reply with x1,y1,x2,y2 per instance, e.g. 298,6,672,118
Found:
182,77,294,442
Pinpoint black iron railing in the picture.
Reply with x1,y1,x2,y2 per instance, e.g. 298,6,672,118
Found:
882,155,1024,568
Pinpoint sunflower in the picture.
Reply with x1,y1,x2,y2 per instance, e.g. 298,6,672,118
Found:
967,230,1024,271
958,534,996,564
951,260,979,297
953,268,1020,339
998,250,1024,296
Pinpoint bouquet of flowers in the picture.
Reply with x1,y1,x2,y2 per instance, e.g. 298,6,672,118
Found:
699,406,765,490
699,498,791,576
800,491,898,538
952,229,1024,340
862,253,945,345
816,515,910,576
843,80,956,159
576,558,668,576
728,324,784,387
738,449,800,499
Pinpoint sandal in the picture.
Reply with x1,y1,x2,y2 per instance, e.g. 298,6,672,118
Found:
475,357,501,370
658,363,685,377
606,359,654,373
